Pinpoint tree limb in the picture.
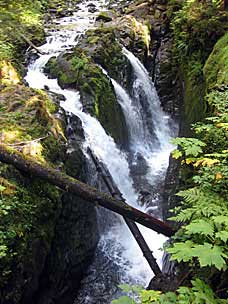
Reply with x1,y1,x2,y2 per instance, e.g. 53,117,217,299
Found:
0,144,175,237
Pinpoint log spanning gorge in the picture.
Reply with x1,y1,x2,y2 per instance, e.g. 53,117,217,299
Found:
24,0,177,302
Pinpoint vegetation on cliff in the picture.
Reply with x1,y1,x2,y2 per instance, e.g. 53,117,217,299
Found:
0,82,67,302
44,42,128,146
1,0,228,303
114,0,228,303
0,1,81,302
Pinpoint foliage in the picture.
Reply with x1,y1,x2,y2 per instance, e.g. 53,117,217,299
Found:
203,33,228,89
112,2,228,304
0,82,65,299
169,0,228,80
112,279,227,303
0,0,46,63
168,87,228,272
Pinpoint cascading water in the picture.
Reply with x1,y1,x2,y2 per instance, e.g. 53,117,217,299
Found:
25,1,176,303
118,48,176,186
122,47,172,147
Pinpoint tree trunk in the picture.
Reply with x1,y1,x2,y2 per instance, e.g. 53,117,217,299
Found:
87,147,162,275
0,144,175,237
224,0,228,9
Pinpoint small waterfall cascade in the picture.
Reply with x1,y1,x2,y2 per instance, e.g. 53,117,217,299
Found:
122,47,172,149
24,1,176,303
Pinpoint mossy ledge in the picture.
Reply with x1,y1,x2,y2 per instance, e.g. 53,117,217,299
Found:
45,46,129,147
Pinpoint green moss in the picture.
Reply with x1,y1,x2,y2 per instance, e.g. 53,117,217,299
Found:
84,27,127,81
203,33,228,90
181,73,206,136
0,83,67,301
45,47,127,145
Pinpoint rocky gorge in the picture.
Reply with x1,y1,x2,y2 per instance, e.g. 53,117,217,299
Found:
0,0,228,303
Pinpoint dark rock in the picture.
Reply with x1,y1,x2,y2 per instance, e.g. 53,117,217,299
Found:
31,108,98,304
95,12,113,22
44,41,130,148
148,273,178,292
154,36,182,120
87,3,97,13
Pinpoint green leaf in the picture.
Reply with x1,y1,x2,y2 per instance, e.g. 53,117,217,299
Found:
215,231,228,243
140,290,161,303
171,138,206,157
172,149,183,159
118,284,132,293
118,284,143,293
0,245,8,258
191,279,218,303
159,292,177,303
191,243,228,270
167,241,194,263
111,296,136,304
213,216,228,226
0,185,6,192
185,219,214,237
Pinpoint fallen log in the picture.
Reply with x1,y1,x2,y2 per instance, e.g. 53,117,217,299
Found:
0,144,175,237
87,147,162,275
19,33,44,55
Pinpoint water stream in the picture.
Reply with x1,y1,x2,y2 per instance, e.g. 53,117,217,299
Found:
25,1,175,302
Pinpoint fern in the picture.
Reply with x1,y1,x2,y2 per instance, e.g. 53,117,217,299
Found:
112,279,226,304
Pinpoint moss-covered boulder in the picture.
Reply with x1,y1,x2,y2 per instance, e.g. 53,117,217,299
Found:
94,15,151,65
45,48,129,147
203,33,228,90
0,83,98,304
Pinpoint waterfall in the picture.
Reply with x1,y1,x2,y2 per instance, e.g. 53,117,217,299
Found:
122,47,172,150
24,1,174,302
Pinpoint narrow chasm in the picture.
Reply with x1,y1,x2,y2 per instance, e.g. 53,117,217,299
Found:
1,0,227,303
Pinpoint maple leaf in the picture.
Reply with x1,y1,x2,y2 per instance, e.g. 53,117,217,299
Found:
185,219,214,237
215,231,228,243
112,296,136,304
194,158,220,167
172,149,183,159
167,241,195,263
191,243,228,270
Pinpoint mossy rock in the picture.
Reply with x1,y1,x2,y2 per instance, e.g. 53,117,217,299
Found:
0,84,68,302
203,33,228,90
45,49,129,147
84,27,130,83
0,85,66,162
180,73,206,136
96,11,113,22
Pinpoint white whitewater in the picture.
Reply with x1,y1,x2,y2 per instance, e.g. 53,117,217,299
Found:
25,0,174,301
118,48,175,183
123,47,172,147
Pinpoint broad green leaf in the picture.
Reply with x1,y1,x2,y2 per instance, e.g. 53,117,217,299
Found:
0,245,8,258
159,292,177,303
167,241,194,263
184,145,203,157
213,216,228,226
191,243,227,270
215,231,228,243
185,219,214,237
172,149,182,159
140,290,161,303
131,285,144,293
111,296,136,304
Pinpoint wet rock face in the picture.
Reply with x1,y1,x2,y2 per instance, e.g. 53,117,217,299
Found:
154,36,182,120
32,114,99,304
44,43,129,148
